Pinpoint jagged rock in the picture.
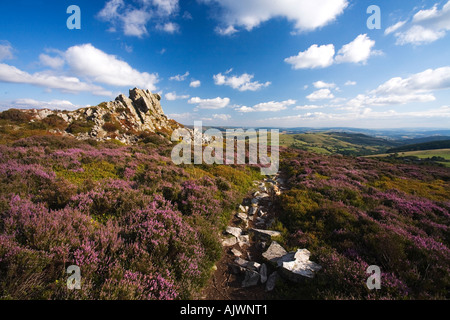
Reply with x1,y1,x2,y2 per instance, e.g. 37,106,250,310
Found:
222,237,237,247
236,212,248,221
265,272,279,292
239,205,247,213
250,228,282,241
258,210,266,217
226,226,242,238
21,88,180,145
248,206,258,216
260,264,268,284
242,270,260,288
231,248,242,257
237,235,250,247
234,258,260,271
262,241,288,263
278,249,322,282
251,198,259,205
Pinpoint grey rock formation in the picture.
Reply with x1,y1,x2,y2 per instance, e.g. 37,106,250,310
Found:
262,241,288,263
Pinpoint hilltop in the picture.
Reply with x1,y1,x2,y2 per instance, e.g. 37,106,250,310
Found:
0,88,181,145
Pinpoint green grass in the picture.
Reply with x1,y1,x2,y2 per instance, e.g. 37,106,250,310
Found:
279,132,394,156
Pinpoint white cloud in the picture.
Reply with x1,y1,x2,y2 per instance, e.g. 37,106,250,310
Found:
200,0,348,34
345,80,357,86
65,43,159,91
165,92,190,101
0,42,13,61
188,97,230,109
12,98,82,110
286,34,379,69
294,105,323,110
213,72,271,91
385,21,407,35
156,22,180,33
335,34,379,64
313,81,336,89
215,26,238,36
98,0,180,37
190,80,201,88
170,71,189,81
307,89,335,101
39,54,65,69
392,1,450,45
235,99,296,112
213,113,231,121
285,44,335,69
347,66,450,109
0,63,111,96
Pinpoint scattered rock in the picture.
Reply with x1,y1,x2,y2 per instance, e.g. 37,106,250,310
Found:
231,248,242,257
239,205,247,213
250,228,282,241
226,226,242,238
278,249,322,282
262,241,288,263
242,270,260,288
248,207,258,216
265,271,279,292
236,212,248,221
260,264,268,284
222,237,237,247
234,258,260,271
237,235,250,247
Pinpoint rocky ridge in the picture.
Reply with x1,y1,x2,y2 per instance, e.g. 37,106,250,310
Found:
23,88,181,144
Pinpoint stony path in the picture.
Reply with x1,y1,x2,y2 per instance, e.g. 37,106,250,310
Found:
199,173,322,300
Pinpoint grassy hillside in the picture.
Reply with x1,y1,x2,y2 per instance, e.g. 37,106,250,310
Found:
368,149,450,167
280,132,398,156
387,140,450,153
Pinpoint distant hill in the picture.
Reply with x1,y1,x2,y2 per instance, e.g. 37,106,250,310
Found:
280,132,399,156
387,140,450,153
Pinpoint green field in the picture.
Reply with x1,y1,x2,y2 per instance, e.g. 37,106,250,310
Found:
367,148,450,167
279,132,397,156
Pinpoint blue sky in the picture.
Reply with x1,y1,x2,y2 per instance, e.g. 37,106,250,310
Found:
0,0,449,128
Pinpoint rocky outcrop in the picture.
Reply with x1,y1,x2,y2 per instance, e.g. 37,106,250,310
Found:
24,88,181,145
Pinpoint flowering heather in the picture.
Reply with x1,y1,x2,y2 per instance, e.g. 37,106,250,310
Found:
0,135,259,299
278,148,450,299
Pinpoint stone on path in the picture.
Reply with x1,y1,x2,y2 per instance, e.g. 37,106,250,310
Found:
237,235,250,247
265,271,279,292
248,206,258,216
226,226,242,238
222,237,237,247
250,228,282,241
278,249,322,282
231,248,242,257
242,269,260,288
236,212,247,221
262,241,288,263
260,264,268,284
239,205,247,213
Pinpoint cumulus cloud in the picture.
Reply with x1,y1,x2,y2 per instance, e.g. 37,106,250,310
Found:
313,81,336,89
294,105,323,110
213,72,271,91
199,0,348,34
235,99,296,112
165,92,190,101
285,44,335,69
0,42,13,61
390,1,450,45
0,63,111,96
190,80,201,88
307,89,335,101
98,0,180,37
335,34,379,64
39,54,65,69
213,113,231,121
285,34,379,69
65,43,159,90
347,66,450,108
188,97,230,109
170,71,189,81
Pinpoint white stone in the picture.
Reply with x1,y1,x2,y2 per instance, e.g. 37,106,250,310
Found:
222,237,237,247
226,226,242,238
262,241,288,263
